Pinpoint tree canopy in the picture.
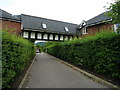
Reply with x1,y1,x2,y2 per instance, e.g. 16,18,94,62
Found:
107,1,120,24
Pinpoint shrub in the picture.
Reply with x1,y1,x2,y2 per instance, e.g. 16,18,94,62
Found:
2,30,35,88
46,31,120,81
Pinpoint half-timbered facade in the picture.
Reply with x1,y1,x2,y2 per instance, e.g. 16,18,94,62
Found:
0,9,79,41
2,9,119,40
21,14,79,41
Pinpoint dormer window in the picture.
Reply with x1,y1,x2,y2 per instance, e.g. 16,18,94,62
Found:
42,23,47,29
82,20,86,26
65,27,69,32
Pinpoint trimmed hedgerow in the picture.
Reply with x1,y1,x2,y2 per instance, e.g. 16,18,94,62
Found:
2,30,35,88
46,31,120,81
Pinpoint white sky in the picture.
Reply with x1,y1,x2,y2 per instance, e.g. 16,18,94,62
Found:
0,0,114,24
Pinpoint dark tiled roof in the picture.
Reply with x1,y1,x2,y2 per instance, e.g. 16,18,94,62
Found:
0,9,21,21
78,12,112,29
21,14,78,34
86,12,112,26
0,9,12,19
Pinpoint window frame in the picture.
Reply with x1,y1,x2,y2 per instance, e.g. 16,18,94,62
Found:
42,23,47,29
82,26,88,34
64,27,69,32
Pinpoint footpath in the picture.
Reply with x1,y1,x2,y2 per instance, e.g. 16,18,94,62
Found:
19,53,118,88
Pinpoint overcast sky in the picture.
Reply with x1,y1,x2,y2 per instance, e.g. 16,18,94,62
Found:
0,0,114,24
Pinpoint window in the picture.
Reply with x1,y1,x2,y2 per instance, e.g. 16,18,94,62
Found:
43,34,48,39
42,23,47,29
21,24,23,30
55,35,58,40
23,32,28,38
31,32,35,38
82,26,88,34
65,36,68,41
64,27,69,32
70,36,73,41
114,24,120,33
49,34,53,40
60,35,63,41
37,33,42,39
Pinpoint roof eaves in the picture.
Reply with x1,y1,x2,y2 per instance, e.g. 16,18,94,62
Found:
86,18,112,27
23,28,75,35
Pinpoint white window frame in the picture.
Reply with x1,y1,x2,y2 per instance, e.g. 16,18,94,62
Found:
82,26,88,34
21,24,23,30
70,36,73,41
114,24,120,33
60,35,63,41
55,35,58,40
37,33,42,39
43,34,48,39
65,36,68,41
23,32,28,38
42,23,47,29
31,32,35,38
49,34,53,40
65,27,69,32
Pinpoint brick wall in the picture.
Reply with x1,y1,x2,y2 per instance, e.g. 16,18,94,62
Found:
1,20,21,36
80,23,113,38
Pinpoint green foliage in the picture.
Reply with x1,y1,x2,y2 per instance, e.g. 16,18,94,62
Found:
106,1,120,24
36,45,43,52
46,31,120,81
2,30,35,88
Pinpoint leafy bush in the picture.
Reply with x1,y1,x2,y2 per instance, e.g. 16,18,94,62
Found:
46,31,120,81
36,45,43,52
2,30,35,88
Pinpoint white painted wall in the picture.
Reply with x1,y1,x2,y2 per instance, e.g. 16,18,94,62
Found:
37,33,42,39
23,32,28,38
55,35,58,40
49,34,53,40
43,34,48,39
31,32,35,38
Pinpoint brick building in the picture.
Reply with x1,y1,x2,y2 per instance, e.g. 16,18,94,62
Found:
0,9,21,36
1,9,119,39
0,9,79,41
77,12,118,38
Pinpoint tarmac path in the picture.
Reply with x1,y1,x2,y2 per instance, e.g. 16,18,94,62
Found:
25,53,111,88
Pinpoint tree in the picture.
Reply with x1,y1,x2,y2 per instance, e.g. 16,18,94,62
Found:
106,1,120,24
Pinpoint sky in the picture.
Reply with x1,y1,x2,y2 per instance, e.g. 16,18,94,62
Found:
0,0,114,24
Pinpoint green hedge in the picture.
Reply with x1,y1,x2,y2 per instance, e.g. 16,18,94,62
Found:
46,31,120,81
2,31,35,88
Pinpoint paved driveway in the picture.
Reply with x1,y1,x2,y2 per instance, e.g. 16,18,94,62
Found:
25,53,111,88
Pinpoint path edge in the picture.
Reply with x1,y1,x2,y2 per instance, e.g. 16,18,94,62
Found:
46,53,119,89
18,54,36,88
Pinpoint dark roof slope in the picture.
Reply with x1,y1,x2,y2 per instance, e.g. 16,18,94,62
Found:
21,14,78,34
86,12,112,26
0,9,12,19
0,9,21,21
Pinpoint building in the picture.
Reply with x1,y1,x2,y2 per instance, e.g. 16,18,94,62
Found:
21,14,79,41
0,9,79,41
77,12,118,38
1,9,118,40
0,9,21,36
